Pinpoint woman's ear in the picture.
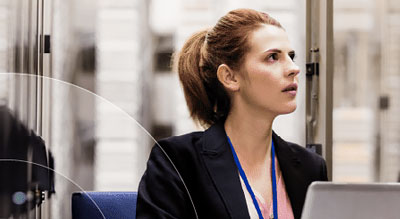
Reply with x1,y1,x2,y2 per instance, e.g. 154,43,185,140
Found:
216,64,240,92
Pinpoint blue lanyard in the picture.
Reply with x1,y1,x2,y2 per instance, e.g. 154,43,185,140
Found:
227,136,278,219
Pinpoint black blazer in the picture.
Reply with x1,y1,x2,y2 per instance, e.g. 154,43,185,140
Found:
136,122,328,219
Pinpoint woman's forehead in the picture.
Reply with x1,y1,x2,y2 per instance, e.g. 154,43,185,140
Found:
248,24,293,53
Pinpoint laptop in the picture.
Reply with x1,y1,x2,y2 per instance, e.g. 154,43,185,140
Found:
301,181,400,219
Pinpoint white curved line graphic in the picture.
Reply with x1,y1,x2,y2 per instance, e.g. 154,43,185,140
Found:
0,72,199,219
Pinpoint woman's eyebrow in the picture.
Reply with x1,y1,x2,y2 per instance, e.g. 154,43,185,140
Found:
264,48,282,53
264,48,295,54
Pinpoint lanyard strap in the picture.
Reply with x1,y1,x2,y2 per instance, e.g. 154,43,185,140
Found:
271,139,278,219
227,136,278,219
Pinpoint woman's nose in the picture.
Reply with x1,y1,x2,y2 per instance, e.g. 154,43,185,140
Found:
286,61,300,77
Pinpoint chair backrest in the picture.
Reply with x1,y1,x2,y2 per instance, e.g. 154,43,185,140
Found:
72,191,137,219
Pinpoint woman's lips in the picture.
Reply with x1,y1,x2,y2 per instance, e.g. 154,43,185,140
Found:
284,90,297,96
282,83,298,96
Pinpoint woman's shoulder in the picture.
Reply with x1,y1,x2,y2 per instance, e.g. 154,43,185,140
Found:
149,131,205,160
160,131,203,143
157,131,204,149
273,132,326,164
286,141,325,164
274,132,328,181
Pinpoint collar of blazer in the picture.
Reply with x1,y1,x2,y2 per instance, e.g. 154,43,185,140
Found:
200,121,302,219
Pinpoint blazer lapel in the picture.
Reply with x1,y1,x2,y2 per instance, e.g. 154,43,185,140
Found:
200,124,305,219
272,132,304,219
201,122,250,219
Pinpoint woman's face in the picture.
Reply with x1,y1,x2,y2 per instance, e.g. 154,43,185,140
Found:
237,24,300,117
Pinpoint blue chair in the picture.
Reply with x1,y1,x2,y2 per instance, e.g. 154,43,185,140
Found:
72,191,137,219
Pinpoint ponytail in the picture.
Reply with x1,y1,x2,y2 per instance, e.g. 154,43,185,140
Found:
175,30,220,127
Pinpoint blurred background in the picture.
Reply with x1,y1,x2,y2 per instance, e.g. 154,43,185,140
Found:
0,0,399,218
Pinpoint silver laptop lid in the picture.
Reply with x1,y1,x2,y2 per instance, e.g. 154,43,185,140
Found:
301,181,400,219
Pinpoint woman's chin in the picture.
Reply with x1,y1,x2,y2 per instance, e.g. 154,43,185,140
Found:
279,104,297,115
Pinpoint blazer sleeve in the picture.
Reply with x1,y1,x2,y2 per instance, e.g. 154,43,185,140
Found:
136,143,196,219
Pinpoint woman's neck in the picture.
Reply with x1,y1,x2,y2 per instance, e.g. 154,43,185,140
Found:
224,106,276,166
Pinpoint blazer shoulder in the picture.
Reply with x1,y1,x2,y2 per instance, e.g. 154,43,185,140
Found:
157,131,204,151
138,132,203,218
288,141,324,158
285,140,328,180
273,132,324,163
286,141,326,164
149,131,205,164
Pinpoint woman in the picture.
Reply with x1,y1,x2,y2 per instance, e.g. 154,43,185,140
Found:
136,8,328,219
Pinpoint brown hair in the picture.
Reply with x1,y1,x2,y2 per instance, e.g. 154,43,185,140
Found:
175,8,282,127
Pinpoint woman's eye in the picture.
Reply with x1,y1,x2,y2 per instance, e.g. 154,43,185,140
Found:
267,53,278,62
289,53,296,61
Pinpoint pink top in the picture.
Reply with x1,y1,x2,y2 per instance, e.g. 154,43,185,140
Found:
239,157,294,219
